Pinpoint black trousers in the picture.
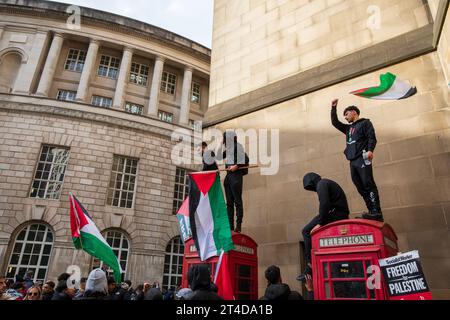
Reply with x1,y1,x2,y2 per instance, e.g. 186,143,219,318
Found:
350,156,381,214
224,173,243,229
302,213,347,264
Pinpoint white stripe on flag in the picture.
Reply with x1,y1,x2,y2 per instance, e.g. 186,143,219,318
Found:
195,193,218,261
371,77,412,100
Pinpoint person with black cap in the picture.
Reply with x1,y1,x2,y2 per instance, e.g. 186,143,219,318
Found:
331,99,383,222
222,130,249,233
51,272,75,300
297,172,350,282
260,265,303,300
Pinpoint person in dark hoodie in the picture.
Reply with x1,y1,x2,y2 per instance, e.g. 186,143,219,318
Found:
331,99,383,222
201,141,219,171
261,265,303,300
222,130,249,233
189,265,223,300
297,172,350,281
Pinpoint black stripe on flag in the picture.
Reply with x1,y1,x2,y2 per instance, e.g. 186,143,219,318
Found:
399,86,417,99
188,176,201,258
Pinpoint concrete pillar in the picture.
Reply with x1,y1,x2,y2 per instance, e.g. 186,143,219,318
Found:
35,32,64,97
75,39,100,102
147,56,165,116
0,25,4,40
179,66,193,125
113,47,133,108
11,30,49,95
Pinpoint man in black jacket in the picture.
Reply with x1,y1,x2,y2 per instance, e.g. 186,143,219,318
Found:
261,265,303,300
297,172,350,281
222,131,248,233
331,99,383,222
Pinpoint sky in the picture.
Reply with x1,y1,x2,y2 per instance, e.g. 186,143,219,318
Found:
49,0,214,48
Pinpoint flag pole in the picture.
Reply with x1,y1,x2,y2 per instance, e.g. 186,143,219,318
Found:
214,249,225,284
187,165,260,175
69,192,84,251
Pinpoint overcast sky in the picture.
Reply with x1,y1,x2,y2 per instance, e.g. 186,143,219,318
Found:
49,0,214,48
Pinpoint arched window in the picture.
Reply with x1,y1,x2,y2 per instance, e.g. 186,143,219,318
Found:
162,236,184,290
5,223,54,283
0,52,22,93
92,229,129,280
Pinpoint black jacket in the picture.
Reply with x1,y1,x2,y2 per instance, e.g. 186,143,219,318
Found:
261,284,303,300
303,173,349,225
222,142,248,175
331,107,377,161
189,265,223,300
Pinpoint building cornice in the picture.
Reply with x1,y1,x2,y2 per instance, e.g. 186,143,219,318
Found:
0,93,196,138
0,0,211,62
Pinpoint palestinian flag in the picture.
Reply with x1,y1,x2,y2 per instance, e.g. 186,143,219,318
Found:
350,72,417,100
176,197,192,243
69,193,122,282
189,172,235,261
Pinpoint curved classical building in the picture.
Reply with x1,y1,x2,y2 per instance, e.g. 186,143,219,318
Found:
0,0,209,288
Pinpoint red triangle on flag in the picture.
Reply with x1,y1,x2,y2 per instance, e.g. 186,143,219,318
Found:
190,172,217,196
69,194,89,238
177,197,189,217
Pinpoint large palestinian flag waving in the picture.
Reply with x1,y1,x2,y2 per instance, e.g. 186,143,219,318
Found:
69,193,122,282
350,72,417,100
188,172,235,261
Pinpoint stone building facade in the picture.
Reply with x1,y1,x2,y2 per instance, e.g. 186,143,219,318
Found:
205,0,450,299
0,0,209,288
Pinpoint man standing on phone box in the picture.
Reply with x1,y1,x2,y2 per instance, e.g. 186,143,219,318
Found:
331,99,383,222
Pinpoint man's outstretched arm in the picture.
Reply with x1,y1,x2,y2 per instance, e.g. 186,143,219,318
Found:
331,99,349,134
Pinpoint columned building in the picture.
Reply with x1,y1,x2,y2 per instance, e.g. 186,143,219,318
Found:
0,0,209,288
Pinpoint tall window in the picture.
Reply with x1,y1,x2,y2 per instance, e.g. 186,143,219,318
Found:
172,167,191,215
129,62,149,86
30,145,70,200
97,55,121,79
107,156,138,208
92,230,129,280
91,95,112,108
191,82,201,104
64,48,86,72
125,102,144,115
6,223,54,283
56,90,76,102
160,71,177,95
162,236,184,291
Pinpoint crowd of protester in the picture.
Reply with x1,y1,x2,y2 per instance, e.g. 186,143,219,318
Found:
1,264,312,301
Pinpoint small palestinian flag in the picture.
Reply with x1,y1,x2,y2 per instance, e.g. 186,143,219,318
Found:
189,171,235,261
350,72,417,100
176,197,192,243
69,193,123,282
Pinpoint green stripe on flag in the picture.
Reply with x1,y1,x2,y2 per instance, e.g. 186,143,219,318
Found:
209,176,235,253
79,231,122,282
357,72,396,97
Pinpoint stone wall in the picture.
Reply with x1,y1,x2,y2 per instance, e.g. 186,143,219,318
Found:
209,0,432,106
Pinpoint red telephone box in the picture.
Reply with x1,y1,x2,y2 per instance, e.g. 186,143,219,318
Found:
311,219,398,300
182,232,258,300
